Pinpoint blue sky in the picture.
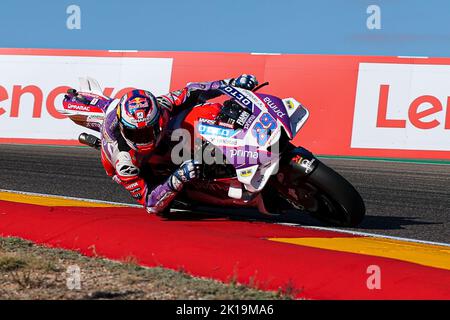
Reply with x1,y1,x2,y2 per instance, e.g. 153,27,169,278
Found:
1,0,450,56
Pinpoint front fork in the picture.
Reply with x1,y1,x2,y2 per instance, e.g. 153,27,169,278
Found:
280,146,319,183
264,146,320,212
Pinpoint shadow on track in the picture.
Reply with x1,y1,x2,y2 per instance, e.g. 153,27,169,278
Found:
163,207,441,231
355,215,441,230
163,207,325,226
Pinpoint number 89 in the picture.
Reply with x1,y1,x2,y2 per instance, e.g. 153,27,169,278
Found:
252,113,277,145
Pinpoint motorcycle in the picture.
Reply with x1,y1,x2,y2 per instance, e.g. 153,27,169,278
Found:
59,77,365,227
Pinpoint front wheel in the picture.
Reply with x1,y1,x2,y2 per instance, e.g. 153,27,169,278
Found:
276,160,365,227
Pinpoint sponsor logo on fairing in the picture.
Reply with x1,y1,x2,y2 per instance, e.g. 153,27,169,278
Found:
205,136,239,146
67,104,91,112
236,110,251,127
244,114,257,130
229,149,259,159
239,168,254,177
198,123,237,137
263,97,286,119
285,99,295,110
198,118,216,125
218,121,235,129
222,86,252,107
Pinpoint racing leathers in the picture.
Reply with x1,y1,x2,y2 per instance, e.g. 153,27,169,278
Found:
100,76,257,214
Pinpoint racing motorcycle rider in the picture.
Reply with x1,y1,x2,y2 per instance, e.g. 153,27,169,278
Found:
101,74,258,214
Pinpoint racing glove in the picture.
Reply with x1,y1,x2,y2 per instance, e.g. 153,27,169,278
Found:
169,159,202,192
231,74,259,91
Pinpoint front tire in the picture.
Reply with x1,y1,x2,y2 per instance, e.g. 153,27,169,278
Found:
277,160,365,227
305,161,365,227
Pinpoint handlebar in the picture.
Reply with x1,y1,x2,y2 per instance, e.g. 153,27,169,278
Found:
252,82,269,92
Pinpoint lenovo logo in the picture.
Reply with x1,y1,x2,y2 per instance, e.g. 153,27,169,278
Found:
0,54,172,140
376,84,450,130
0,84,133,120
352,63,450,151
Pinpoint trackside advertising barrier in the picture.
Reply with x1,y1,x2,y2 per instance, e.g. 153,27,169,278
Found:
0,48,449,160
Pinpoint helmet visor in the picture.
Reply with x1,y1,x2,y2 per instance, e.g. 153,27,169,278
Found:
122,125,160,145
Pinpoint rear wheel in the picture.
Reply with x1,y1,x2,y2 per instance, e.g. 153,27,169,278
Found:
278,161,365,227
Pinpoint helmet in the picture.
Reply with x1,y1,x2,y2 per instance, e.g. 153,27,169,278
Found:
117,89,165,153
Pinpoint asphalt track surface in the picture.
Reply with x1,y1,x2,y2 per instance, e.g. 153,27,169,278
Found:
0,144,449,244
